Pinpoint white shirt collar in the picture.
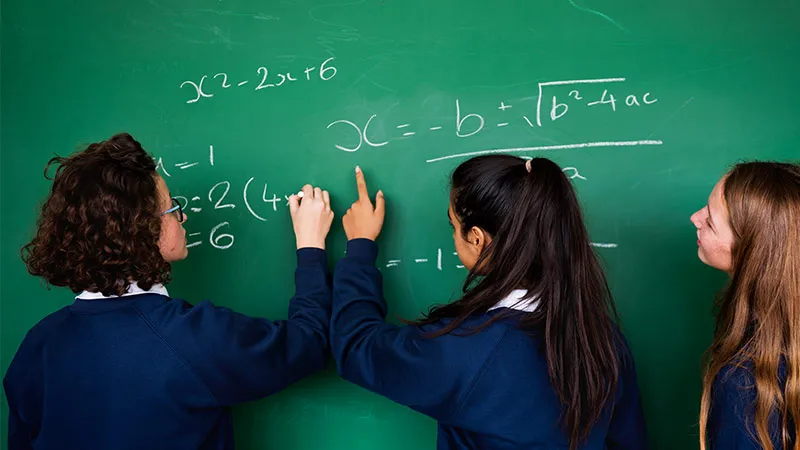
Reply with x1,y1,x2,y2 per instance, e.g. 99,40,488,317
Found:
488,289,539,313
76,282,169,300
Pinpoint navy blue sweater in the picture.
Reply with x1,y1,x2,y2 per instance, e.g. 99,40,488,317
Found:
708,361,795,449
3,248,331,450
331,239,648,449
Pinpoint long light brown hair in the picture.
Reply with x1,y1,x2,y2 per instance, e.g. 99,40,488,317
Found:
699,161,800,450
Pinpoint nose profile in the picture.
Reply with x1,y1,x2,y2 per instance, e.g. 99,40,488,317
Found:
690,210,703,229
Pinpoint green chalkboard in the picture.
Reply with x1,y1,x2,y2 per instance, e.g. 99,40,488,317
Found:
2,0,798,448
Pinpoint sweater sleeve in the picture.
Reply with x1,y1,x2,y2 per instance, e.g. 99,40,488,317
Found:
3,328,43,450
4,359,36,449
146,248,332,406
330,239,487,424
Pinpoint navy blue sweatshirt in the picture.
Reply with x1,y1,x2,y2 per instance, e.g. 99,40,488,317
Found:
708,360,795,449
331,239,648,449
3,248,331,450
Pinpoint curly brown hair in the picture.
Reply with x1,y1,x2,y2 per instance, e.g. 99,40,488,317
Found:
22,132,172,296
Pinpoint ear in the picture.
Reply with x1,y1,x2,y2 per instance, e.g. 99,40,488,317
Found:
469,226,490,254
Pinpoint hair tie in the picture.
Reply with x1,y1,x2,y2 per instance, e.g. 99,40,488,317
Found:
525,159,532,173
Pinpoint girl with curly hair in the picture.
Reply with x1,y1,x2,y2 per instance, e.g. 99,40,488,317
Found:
3,132,335,450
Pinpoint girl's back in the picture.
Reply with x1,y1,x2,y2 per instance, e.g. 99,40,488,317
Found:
331,157,647,449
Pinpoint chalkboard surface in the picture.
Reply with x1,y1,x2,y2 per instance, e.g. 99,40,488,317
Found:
2,0,798,448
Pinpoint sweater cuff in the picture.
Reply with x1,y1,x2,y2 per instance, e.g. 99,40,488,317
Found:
296,247,327,266
345,239,378,264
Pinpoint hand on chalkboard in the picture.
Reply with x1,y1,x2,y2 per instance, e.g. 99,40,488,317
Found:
288,184,334,250
342,166,385,241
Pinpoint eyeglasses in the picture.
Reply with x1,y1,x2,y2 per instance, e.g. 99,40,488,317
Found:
160,197,185,222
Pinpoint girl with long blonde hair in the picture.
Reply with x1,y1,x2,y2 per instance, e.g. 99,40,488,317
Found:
691,161,800,449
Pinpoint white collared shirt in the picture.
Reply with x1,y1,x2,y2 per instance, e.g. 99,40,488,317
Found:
76,282,169,300
488,289,539,313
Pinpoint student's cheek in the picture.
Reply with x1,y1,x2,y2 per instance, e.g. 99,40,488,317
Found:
174,228,185,251
699,236,727,270
177,227,189,257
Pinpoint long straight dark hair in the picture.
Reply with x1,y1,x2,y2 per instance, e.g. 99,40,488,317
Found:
412,155,622,450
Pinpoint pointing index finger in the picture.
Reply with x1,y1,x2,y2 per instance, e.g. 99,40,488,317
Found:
355,166,370,203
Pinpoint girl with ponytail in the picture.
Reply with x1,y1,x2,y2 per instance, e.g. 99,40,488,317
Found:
330,155,647,450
